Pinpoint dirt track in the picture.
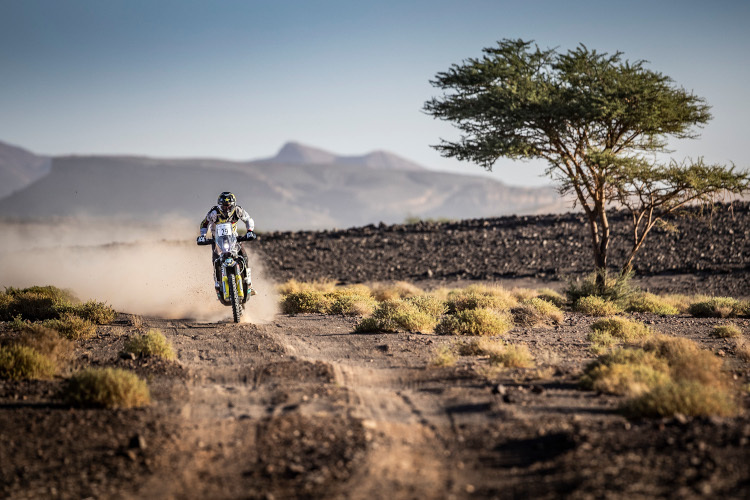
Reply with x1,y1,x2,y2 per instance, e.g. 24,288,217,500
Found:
2,305,749,499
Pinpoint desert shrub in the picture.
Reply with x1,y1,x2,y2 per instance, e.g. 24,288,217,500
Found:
123,329,176,360
370,281,424,301
566,269,636,305
580,348,670,396
457,337,506,357
64,367,150,409
353,317,381,333
626,292,679,316
511,298,564,327
445,284,517,313
623,380,738,418
511,288,538,302
574,296,623,316
736,339,750,362
536,288,567,308
435,308,513,336
404,295,447,318
429,345,457,367
326,288,377,316
280,290,331,315
712,324,742,339
641,335,726,387
0,344,57,380
688,297,745,318
15,324,74,367
355,299,438,333
0,290,57,321
58,300,116,325
42,313,97,340
488,343,534,368
590,317,652,343
277,279,337,295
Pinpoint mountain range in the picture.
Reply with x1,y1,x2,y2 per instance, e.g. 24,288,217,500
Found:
0,140,569,231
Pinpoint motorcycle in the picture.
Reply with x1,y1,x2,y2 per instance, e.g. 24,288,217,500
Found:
197,222,255,323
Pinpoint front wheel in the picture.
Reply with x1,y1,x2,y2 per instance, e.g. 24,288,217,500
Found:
228,273,243,323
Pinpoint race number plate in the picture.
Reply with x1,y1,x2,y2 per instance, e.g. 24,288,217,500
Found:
216,223,232,236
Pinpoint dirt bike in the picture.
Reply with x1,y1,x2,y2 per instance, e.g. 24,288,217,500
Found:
197,222,255,323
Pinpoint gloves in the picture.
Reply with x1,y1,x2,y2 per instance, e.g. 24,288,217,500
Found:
246,231,257,240
197,235,206,244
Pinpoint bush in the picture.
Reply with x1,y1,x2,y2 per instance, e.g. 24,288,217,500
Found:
371,299,439,333
457,337,506,357
580,348,670,396
536,288,567,308
64,368,151,408
123,329,176,360
280,290,331,315
488,344,534,368
712,324,742,339
435,308,513,336
277,279,337,295
15,324,74,367
404,295,447,318
626,292,679,316
641,335,726,387
370,281,424,301
511,298,564,327
0,344,57,380
0,286,117,325
688,297,745,318
58,300,116,325
445,285,517,313
574,296,623,316
42,313,97,340
429,345,457,367
623,381,738,418
353,317,381,333
326,288,377,316
590,317,652,343
566,269,636,305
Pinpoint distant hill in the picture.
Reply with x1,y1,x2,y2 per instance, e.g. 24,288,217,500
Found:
0,141,51,199
0,141,569,231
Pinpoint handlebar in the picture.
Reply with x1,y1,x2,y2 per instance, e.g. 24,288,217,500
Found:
196,233,256,245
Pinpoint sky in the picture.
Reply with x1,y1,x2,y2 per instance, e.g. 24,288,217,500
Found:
1,0,748,187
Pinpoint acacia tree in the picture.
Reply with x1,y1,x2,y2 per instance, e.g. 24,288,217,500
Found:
424,39,749,289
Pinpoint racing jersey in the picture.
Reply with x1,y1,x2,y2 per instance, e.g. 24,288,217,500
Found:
200,205,254,236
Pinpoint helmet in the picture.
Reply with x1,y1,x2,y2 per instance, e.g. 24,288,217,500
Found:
217,191,236,218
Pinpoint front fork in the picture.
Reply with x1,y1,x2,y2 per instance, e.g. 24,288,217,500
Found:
220,264,245,301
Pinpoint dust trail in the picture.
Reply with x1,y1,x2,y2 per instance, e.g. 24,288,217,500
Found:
0,219,279,322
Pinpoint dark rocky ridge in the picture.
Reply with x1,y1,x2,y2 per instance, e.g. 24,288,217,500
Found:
258,202,750,297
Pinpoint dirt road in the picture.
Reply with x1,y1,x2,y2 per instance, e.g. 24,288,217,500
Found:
4,305,748,499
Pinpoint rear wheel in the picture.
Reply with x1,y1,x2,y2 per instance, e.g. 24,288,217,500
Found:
228,273,243,323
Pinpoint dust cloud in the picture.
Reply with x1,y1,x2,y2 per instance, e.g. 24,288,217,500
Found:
0,218,279,323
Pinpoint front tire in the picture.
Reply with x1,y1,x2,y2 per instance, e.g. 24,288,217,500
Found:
228,273,243,323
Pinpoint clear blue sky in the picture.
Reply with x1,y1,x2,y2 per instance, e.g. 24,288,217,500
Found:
1,0,748,186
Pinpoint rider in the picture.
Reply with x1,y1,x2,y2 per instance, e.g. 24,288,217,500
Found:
197,191,256,296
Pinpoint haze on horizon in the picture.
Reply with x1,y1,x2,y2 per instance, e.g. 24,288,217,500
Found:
1,0,748,187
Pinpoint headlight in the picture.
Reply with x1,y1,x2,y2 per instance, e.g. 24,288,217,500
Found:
223,242,230,251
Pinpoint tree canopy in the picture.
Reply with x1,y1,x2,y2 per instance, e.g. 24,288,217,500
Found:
425,39,749,283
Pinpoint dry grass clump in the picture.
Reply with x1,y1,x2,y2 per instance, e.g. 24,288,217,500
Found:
445,284,518,314
573,296,623,316
488,344,535,368
457,337,506,357
370,281,424,301
688,297,747,318
429,344,457,367
123,329,176,360
626,292,680,316
404,295,447,318
511,298,564,327
712,324,742,339
735,338,750,362
536,288,567,308
15,324,74,367
58,300,116,325
435,308,513,336
511,288,538,302
280,290,331,315
42,313,97,340
0,345,57,380
581,335,738,417
591,317,652,342
326,288,378,316
0,286,116,327
64,367,150,409
623,380,738,418
278,279,338,295
355,299,439,333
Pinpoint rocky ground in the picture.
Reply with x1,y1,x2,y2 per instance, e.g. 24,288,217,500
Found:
259,202,750,297
1,202,749,499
